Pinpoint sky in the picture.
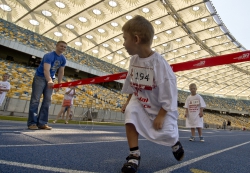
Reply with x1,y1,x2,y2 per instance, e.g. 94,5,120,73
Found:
211,0,250,50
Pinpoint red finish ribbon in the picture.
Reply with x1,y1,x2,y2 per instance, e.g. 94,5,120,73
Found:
53,51,250,88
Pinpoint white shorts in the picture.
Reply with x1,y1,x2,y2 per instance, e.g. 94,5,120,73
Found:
124,97,179,146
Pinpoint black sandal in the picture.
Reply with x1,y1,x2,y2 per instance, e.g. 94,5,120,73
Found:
121,154,141,173
172,141,184,161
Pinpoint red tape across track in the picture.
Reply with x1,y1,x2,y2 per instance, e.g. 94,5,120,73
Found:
53,50,250,88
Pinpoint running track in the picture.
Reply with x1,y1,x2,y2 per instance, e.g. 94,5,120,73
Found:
0,120,249,173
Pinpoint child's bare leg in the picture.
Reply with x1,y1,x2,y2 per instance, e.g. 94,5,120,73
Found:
65,107,71,123
69,111,72,120
126,123,139,149
197,127,202,137
121,123,140,172
54,107,65,123
191,128,195,137
62,111,65,120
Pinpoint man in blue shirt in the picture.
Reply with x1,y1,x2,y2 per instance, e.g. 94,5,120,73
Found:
27,41,67,130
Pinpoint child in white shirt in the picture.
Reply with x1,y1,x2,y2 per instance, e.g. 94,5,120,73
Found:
121,15,184,173
184,83,206,142
53,86,76,124
0,73,10,107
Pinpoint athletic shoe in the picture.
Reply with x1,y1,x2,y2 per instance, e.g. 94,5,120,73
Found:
200,137,205,142
121,154,140,173
38,125,52,130
172,141,184,161
28,124,38,130
189,136,195,141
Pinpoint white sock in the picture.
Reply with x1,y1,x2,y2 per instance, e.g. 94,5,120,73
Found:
128,149,140,165
130,149,140,157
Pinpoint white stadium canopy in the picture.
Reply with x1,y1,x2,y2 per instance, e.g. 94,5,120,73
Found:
0,0,249,99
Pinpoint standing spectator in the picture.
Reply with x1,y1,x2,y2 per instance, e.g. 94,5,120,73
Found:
227,120,232,131
0,73,10,107
27,41,67,130
184,83,206,142
222,120,227,130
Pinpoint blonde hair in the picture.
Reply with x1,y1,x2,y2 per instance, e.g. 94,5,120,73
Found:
3,73,9,77
189,83,197,88
122,15,154,45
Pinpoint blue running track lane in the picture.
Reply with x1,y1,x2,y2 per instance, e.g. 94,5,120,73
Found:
0,120,249,173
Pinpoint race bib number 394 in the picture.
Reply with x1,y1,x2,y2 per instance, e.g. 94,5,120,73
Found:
130,66,154,86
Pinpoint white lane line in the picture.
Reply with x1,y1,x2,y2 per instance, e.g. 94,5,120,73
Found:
0,131,21,133
1,133,249,147
179,133,250,138
22,130,122,134
154,141,250,173
0,139,147,148
0,159,95,173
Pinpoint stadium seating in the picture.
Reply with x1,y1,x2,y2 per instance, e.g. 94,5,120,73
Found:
178,107,250,129
178,90,250,112
1,57,249,129
0,18,126,74
0,19,47,52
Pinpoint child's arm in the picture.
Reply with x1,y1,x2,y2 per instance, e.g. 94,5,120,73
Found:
199,96,206,117
73,88,76,95
199,108,204,117
185,108,188,117
121,94,132,113
0,83,10,93
154,107,167,130
0,88,10,92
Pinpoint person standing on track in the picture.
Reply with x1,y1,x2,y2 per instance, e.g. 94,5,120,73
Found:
27,41,67,130
184,83,206,142
222,120,227,130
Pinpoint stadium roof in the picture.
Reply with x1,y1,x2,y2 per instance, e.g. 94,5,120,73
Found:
1,0,250,99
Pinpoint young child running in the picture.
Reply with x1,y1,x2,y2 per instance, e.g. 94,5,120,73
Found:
53,86,76,124
121,15,184,173
184,83,206,142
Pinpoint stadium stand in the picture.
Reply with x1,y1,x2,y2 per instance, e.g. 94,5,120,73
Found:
0,59,249,130
0,0,249,130
0,59,126,110
178,90,250,112
0,18,126,74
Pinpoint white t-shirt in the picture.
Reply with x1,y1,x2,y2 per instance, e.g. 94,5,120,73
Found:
0,81,10,106
184,94,206,128
122,52,178,118
64,88,75,104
